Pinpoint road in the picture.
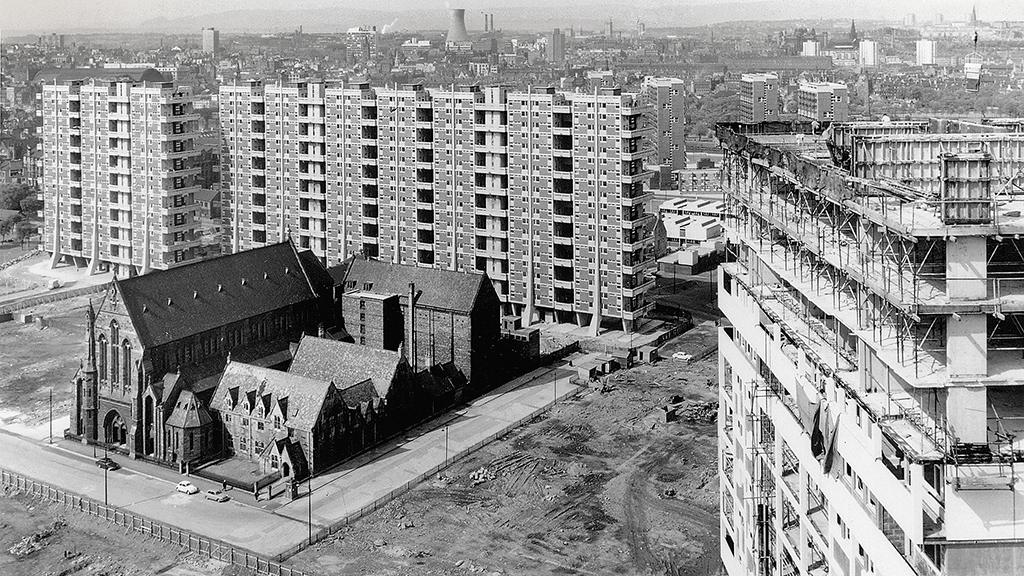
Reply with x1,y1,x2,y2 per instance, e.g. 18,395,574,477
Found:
650,272,720,322
0,362,582,558
0,429,312,553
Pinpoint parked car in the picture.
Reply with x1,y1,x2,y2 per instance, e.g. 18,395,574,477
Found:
204,489,230,502
176,481,199,495
96,457,120,471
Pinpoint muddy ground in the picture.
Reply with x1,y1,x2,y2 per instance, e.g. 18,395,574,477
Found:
289,322,723,576
0,294,91,427
0,486,230,576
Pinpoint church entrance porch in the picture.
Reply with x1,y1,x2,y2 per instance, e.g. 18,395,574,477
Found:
103,410,128,446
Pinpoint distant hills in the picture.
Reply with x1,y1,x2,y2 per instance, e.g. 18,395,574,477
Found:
130,2,943,34
8,0,1017,35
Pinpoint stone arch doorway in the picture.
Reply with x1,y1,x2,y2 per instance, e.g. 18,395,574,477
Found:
281,462,290,477
103,410,127,446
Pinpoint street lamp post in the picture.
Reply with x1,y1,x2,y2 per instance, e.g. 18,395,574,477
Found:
444,426,449,467
307,474,312,545
48,387,52,444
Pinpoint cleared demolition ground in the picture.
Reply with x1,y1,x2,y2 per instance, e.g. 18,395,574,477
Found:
0,486,228,576
288,321,723,576
0,294,90,430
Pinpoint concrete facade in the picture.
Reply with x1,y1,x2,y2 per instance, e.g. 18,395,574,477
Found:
739,74,780,123
717,121,1024,576
219,81,657,333
41,79,203,276
797,82,849,122
641,76,686,171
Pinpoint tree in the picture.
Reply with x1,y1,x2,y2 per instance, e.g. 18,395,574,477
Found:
14,221,36,245
19,196,42,216
0,184,33,212
0,213,22,240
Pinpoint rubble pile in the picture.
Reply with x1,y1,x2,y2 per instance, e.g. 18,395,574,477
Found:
8,518,66,558
680,401,718,424
468,467,496,486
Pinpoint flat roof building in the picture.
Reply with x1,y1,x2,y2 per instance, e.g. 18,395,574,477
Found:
797,82,849,122
917,39,936,66
642,76,686,171
41,77,203,275
739,73,780,123
202,28,220,55
219,81,657,333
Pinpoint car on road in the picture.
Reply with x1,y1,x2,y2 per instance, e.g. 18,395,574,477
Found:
204,489,229,502
176,480,199,495
96,456,120,471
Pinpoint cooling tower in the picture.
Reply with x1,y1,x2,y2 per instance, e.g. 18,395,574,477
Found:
447,8,470,42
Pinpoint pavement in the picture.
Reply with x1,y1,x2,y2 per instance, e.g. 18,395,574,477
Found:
0,361,582,559
273,365,581,531
0,252,113,306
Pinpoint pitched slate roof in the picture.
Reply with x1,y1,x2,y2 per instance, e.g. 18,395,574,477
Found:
287,335,401,398
165,389,213,429
33,68,167,84
210,361,333,431
111,242,326,348
339,380,380,408
339,258,490,314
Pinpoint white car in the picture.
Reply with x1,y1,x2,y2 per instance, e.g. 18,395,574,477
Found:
204,489,230,502
176,480,199,495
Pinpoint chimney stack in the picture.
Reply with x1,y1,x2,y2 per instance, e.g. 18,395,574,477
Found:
447,8,470,42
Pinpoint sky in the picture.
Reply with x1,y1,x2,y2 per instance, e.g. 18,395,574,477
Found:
5,0,1024,33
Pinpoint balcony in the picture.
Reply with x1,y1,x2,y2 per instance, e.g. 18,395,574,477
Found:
620,168,654,185
622,212,656,229
622,277,655,298
622,255,656,276
620,301,655,320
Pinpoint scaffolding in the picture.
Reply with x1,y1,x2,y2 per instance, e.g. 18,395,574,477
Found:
744,377,778,576
719,126,1024,387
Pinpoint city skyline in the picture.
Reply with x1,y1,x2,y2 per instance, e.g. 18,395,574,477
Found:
3,0,1023,34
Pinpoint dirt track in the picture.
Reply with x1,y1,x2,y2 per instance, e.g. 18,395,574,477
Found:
289,323,724,576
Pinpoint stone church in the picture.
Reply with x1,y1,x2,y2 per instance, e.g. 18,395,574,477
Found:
68,241,333,467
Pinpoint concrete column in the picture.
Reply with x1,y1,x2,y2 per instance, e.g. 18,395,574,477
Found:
946,386,987,443
946,236,987,300
946,313,987,378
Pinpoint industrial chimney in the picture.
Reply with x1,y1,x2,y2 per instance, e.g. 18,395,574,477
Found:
447,8,470,42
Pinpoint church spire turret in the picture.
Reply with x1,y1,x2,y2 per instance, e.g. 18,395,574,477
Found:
85,299,97,372
81,299,99,443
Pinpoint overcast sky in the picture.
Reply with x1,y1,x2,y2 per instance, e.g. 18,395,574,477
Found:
5,0,1024,33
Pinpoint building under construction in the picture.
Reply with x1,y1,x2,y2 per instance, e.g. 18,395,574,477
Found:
716,119,1024,576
